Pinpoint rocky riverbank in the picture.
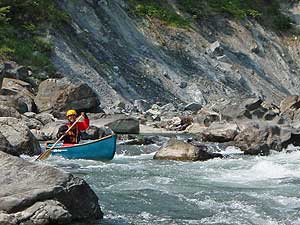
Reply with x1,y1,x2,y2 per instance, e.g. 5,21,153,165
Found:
1,60,300,224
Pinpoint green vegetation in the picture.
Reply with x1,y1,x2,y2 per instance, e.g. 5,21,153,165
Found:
0,1,70,73
179,0,293,31
128,0,190,28
129,0,293,32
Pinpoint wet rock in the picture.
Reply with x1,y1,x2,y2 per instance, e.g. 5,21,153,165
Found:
0,117,41,156
106,117,140,134
154,139,222,161
35,78,101,114
184,102,202,112
0,151,103,224
201,121,239,142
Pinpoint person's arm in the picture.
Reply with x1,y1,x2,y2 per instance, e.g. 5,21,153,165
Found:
77,112,89,131
57,125,68,139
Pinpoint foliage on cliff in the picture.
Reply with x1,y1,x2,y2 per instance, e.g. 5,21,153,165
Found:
0,0,69,72
129,0,293,31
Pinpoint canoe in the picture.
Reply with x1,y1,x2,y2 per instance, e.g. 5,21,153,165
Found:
47,135,117,160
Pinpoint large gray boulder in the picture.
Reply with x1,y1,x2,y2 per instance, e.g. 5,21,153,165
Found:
0,132,17,156
0,117,41,156
201,122,239,142
0,151,103,225
0,104,21,118
35,78,100,114
154,139,223,161
234,125,300,155
106,117,140,134
1,78,36,113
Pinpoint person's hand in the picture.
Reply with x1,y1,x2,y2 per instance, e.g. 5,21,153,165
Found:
81,112,88,118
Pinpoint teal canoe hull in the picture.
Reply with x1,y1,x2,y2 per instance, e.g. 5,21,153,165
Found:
50,135,117,160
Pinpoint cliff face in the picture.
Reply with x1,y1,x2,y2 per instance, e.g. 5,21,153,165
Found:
51,0,300,111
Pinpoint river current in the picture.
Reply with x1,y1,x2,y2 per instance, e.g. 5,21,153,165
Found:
44,143,300,225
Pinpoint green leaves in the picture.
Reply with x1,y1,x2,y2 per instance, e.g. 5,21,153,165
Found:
0,6,10,23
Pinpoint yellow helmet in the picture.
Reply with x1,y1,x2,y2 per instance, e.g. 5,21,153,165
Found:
66,109,77,117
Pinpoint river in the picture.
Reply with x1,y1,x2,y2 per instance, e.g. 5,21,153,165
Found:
45,142,300,225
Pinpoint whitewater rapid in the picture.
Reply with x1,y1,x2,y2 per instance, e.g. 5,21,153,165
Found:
34,146,300,225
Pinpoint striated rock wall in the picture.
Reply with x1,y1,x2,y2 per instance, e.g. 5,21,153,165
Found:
51,0,300,111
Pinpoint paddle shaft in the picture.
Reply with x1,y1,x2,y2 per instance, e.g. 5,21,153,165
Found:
36,115,84,160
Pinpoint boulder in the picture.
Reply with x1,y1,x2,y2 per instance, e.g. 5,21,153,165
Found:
205,41,224,57
0,94,32,114
196,108,221,127
134,99,151,113
1,78,36,112
0,132,17,156
40,120,65,140
21,115,44,130
0,104,21,118
0,151,102,224
81,125,101,140
184,102,202,112
106,118,140,134
0,117,41,156
1,61,31,81
35,112,56,125
153,139,223,161
201,122,239,142
280,95,300,114
234,125,300,155
35,78,100,114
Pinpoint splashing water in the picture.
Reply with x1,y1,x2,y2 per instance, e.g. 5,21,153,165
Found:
29,145,300,225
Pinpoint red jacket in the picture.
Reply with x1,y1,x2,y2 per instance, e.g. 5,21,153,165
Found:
57,118,90,144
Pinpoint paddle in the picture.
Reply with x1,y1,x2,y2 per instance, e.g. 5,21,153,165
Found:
36,115,84,161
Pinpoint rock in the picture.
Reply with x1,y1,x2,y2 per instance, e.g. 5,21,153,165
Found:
201,122,239,142
30,129,50,141
184,102,202,112
1,61,31,81
24,112,37,118
153,139,223,161
0,104,21,118
40,120,65,140
0,94,32,114
0,131,17,156
21,115,44,129
35,112,56,125
1,78,36,112
161,103,176,112
234,125,299,155
206,41,224,57
35,78,101,114
0,117,41,156
0,151,103,224
81,125,101,140
106,118,140,134
134,99,151,113
179,81,188,89
280,95,300,114
196,108,220,127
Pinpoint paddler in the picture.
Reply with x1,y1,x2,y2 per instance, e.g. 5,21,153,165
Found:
57,109,89,144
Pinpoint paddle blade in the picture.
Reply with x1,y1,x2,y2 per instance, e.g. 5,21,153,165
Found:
36,149,51,161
